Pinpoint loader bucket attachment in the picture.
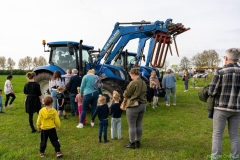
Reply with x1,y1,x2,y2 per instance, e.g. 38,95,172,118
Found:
150,23,190,68
150,32,171,68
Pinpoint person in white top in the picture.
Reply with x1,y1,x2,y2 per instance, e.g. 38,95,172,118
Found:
49,71,65,110
4,75,16,108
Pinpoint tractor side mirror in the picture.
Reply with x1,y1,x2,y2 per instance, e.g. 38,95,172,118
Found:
67,42,74,55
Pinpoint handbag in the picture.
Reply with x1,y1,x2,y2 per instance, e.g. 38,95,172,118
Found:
120,98,128,110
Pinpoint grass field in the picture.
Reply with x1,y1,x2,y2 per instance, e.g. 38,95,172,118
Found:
0,75,233,160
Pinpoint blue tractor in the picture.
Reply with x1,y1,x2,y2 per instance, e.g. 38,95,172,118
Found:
34,19,190,104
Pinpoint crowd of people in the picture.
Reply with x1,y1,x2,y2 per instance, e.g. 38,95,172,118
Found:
1,48,239,159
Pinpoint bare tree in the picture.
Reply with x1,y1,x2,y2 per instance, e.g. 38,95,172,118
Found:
6,58,15,70
191,53,206,70
191,50,221,69
33,56,47,68
0,56,6,70
18,58,27,70
205,50,221,67
179,56,191,70
170,64,179,73
38,56,47,66
25,56,32,70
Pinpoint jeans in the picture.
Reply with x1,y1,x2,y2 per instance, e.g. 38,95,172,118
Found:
111,118,122,139
211,109,240,160
165,87,176,104
99,119,108,137
126,104,146,143
164,94,167,102
0,103,2,112
5,93,16,107
80,91,99,123
51,90,58,110
184,80,188,90
153,96,158,107
69,93,77,116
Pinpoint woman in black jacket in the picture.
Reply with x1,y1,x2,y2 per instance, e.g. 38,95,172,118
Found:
24,72,42,133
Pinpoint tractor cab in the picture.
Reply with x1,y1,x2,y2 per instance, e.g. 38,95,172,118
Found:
42,41,94,73
33,41,94,98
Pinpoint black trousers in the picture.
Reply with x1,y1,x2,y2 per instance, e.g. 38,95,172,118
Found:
29,113,35,130
40,128,60,153
5,93,16,107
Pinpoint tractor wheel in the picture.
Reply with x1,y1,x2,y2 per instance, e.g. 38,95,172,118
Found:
102,80,123,106
35,72,52,99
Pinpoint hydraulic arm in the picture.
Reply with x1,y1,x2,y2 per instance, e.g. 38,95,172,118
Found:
98,19,190,69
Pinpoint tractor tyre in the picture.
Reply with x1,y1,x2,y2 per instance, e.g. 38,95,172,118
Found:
102,80,123,106
35,72,52,99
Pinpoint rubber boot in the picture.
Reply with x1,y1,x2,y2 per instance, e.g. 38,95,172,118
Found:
125,142,135,149
99,136,102,143
104,135,109,143
136,141,140,148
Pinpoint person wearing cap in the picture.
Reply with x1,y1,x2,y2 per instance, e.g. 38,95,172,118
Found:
162,69,176,106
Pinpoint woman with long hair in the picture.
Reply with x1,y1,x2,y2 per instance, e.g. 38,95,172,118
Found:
49,70,65,110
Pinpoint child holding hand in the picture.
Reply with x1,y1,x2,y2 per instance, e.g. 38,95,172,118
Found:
91,95,109,143
36,96,63,158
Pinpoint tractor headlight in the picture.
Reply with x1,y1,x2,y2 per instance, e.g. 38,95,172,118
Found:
119,71,125,80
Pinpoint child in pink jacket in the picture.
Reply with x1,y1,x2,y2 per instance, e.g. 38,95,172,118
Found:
75,87,86,128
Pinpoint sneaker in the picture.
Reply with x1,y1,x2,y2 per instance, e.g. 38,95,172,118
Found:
91,122,94,127
166,104,170,106
9,104,13,108
0,111,5,113
184,90,186,92
40,153,44,158
152,106,155,109
173,103,176,106
76,123,83,128
56,152,63,157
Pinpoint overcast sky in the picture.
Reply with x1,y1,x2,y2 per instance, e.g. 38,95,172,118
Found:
0,0,239,69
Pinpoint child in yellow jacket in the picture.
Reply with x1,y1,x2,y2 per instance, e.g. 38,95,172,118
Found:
36,96,63,158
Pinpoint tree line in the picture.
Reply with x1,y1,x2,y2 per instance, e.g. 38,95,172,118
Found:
170,50,221,72
0,56,47,70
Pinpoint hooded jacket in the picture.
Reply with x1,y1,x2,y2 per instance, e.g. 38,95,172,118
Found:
36,107,60,130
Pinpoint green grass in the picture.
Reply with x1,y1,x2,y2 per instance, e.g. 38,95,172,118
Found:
0,75,233,160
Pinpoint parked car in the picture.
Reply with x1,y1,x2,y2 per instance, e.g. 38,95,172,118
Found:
201,73,209,78
193,73,203,78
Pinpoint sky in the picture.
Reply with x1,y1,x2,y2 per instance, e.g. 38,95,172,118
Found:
0,0,240,69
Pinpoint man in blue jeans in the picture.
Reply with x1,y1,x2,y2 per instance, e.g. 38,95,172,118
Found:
208,48,240,160
67,69,81,116
162,69,176,106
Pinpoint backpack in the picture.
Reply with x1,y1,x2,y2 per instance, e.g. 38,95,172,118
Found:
198,85,209,102
94,75,103,89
